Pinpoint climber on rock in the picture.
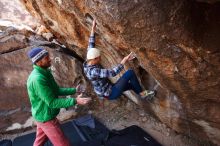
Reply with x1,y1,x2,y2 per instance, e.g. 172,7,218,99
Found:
27,47,91,146
83,19,156,101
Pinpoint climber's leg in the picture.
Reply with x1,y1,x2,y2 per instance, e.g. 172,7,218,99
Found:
109,69,156,100
109,69,142,100
120,69,143,94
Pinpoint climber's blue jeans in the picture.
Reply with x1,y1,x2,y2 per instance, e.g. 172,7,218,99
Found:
108,69,142,100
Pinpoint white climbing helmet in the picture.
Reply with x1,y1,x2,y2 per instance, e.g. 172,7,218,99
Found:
87,48,100,60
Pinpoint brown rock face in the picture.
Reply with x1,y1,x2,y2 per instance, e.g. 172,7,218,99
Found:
0,27,30,54
18,0,220,145
0,28,87,132
196,0,220,3
0,0,38,26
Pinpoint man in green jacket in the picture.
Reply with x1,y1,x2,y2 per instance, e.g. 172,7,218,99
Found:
27,47,90,146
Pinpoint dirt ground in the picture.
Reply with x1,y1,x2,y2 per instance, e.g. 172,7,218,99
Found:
88,97,215,146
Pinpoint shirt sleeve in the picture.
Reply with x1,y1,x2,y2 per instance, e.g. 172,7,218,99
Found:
90,64,124,78
58,88,76,96
88,34,95,49
34,78,76,108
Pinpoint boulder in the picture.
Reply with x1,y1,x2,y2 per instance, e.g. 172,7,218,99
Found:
0,0,38,26
0,27,33,54
14,0,220,144
0,29,87,133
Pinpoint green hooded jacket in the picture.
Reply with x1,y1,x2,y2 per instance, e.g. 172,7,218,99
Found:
27,65,76,122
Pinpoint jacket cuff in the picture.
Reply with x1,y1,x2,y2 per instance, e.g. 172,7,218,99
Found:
72,88,76,94
72,98,77,105
118,64,124,70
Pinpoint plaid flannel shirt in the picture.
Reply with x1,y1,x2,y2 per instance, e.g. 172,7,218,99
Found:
83,34,124,97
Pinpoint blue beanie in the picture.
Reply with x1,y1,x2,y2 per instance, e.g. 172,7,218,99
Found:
27,47,48,63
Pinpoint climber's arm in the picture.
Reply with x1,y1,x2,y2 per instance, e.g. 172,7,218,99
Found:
88,19,96,49
91,19,96,36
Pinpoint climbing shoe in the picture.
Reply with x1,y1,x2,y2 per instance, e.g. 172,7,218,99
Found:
140,90,156,100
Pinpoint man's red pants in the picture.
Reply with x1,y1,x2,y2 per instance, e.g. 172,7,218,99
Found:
34,118,70,146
